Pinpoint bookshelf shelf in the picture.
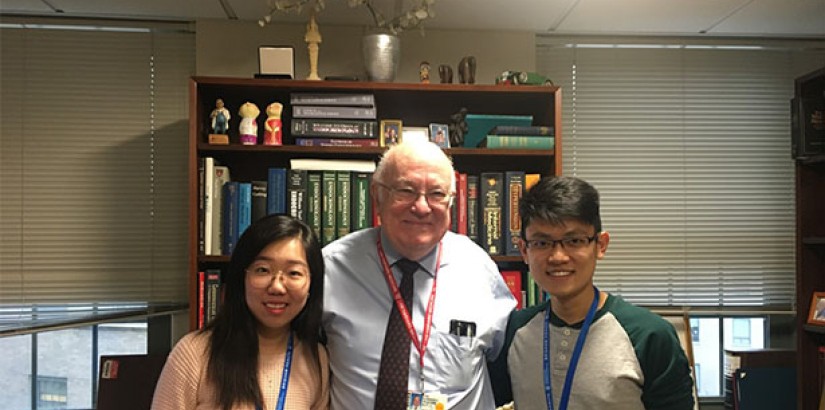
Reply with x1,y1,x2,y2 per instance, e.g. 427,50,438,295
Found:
188,76,562,330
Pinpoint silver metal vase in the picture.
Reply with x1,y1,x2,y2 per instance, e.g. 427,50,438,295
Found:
362,33,400,82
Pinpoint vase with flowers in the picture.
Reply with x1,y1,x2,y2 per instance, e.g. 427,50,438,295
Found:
259,0,435,82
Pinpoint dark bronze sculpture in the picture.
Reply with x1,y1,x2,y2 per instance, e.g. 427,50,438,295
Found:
448,107,468,147
438,64,453,84
458,56,476,84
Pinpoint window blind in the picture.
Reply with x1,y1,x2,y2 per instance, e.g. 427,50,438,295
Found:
0,21,194,304
537,37,825,308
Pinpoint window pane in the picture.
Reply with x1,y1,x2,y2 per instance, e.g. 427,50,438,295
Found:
723,318,765,350
38,328,93,409
690,317,721,397
0,334,32,409
98,322,148,357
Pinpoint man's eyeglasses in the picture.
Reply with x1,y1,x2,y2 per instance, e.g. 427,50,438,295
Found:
376,181,453,208
245,263,309,289
523,234,599,251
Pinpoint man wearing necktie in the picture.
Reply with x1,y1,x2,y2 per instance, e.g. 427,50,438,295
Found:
322,139,516,410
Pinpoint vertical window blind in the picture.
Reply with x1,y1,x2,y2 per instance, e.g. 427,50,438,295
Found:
0,20,194,305
537,37,825,308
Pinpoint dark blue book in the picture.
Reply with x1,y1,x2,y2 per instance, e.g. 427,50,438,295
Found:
267,167,287,215
504,171,525,256
238,182,252,238
222,181,239,255
251,180,267,222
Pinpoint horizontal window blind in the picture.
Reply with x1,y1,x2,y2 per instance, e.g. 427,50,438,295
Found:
537,37,825,308
0,22,194,304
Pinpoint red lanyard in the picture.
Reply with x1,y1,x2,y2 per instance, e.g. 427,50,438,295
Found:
376,236,441,379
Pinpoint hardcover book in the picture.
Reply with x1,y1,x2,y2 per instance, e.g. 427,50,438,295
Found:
479,135,555,149
290,92,375,106
289,158,376,172
500,270,523,309
222,181,240,255
488,125,554,136
306,171,323,240
525,173,541,193
463,114,533,148
351,171,372,231
291,119,378,139
504,171,525,256
251,180,268,223
294,137,379,147
456,172,468,235
238,182,252,238
287,169,308,221
336,171,352,240
267,167,287,215
292,105,377,119
466,175,480,244
205,269,221,324
203,157,215,256
479,172,504,255
321,171,337,245
210,166,231,255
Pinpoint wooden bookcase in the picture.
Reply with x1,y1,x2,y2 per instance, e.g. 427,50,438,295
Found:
187,76,563,329
796,159,825,410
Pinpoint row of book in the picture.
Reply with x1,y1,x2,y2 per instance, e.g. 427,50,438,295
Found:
500,270,552,310
479,124,555,150
197,269,221,328
290,92,380,147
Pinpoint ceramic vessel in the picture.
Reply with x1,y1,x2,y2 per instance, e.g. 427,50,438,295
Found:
362,33,400,82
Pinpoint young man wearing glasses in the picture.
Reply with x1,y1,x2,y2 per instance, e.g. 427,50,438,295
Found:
489,176,695,410
322,139,516,410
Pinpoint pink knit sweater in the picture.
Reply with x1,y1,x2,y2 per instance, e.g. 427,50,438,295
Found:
151,331,329,410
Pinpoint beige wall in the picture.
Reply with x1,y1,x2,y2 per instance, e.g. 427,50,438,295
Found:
196,19,536,84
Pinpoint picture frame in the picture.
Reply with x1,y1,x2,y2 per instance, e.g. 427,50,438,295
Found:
429,123,450,148
380,119,403,147
807,292,825,326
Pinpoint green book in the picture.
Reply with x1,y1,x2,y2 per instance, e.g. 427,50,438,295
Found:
351,172,373,231
479,135,555,149
336,171,352,239
306,171,323,240
322,171,337,245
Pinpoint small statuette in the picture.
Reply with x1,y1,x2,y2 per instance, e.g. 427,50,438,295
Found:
419,61,431,84
238,102,260,145
438,65,453,84
208,98,230,144
305,14,322,81
263,102,283,146
448,107,468,147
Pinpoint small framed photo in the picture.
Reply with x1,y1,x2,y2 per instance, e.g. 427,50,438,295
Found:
429,123,450,148
808,292,825,326
380,119,403,147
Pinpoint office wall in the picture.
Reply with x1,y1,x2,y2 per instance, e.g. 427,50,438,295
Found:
195,19,536,84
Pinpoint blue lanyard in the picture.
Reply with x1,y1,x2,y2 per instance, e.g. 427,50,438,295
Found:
543,287,600,410
256,332,294,410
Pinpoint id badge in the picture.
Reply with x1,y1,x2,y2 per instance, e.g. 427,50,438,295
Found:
407,391,447,410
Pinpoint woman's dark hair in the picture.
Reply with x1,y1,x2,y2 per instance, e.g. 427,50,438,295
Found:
203,214,324,410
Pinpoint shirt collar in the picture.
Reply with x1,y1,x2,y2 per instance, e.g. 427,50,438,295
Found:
378,227,439,278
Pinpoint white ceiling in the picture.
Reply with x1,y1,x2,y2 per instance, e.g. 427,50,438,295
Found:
1,0,824,38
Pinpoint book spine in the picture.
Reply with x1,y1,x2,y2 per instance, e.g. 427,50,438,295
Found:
467,175,479,244
525,173,541,193
482,135,555,149
479,172,504,255
291,119,378,139
287,169,308,222
267,168,287,215
198,271,205,329
505,171,525,256
198,158,205,255
294,137,379,147
336,171,352,240
451,171,459,233
211,166,231,256
205,269,221,325
251,180,268,223
351,171,372,231
290,92,375,106
457,172,468,235
489,125,555,136
306,171,323,240
238,182,252,239
292,105,377,119
203,157,215,255
322,171,338,245
500,270,523,309
222,182,239,255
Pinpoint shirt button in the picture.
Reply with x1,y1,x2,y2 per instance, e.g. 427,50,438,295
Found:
559,354,567,361
560,340,569,347
563,329,571,336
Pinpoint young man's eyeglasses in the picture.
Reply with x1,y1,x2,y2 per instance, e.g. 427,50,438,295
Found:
245,263,308,289
523,234,599,251
375,181,453,208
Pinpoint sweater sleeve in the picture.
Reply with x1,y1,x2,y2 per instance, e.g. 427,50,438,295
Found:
151,332,207,410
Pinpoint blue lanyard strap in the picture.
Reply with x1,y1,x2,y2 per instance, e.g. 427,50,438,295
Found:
543,287,600,410
256,332,294,410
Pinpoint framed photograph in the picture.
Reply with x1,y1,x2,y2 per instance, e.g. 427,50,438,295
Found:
808,292,825,326
429,123,450,148
380,119,403,147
